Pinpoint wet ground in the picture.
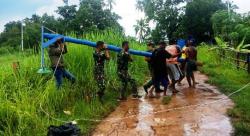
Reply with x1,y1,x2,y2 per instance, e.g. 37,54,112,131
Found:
92,72,234,136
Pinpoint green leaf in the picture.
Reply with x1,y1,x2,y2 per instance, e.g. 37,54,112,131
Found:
236,36,245,51
215,37,228,48
242,44,250,49
240,49,250,53
208,47,219,51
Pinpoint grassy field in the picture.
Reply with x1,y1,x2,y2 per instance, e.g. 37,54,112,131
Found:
198,45,250,136
0,30,148,135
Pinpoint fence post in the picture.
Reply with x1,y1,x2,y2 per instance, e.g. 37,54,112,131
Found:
236,52,240,70
248,53,250,74
219,48,225,61
223,49,225,58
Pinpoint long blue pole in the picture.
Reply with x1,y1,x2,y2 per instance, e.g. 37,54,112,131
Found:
43,33,152,57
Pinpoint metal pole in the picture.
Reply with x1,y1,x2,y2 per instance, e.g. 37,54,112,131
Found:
21,22,24,51
248,53,250,74
41,26,45,69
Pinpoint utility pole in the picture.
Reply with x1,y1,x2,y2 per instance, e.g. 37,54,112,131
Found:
227,0,231,20
21,21,24,51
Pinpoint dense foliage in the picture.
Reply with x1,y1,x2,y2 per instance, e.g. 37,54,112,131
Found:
211,10,250,47
183,0,226,43
135,0,250,49
0,0,122,52
198,45,250,135
136,0,185,43
136,0,227,43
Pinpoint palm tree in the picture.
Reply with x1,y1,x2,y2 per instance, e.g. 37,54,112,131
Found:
62,0,68,5
134,19,150,43
106,0,116,11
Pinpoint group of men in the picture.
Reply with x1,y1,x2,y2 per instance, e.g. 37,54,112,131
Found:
143,40,198,98
48,38,198,102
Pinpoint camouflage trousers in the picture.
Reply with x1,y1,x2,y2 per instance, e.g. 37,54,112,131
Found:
118,70,138,98
94,69,105,97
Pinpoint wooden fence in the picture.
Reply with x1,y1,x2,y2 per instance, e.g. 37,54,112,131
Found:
217,48,250,74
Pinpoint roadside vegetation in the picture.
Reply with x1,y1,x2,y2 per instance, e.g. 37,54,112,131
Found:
198,45,250,136
1,0,250,135
0,30,148,135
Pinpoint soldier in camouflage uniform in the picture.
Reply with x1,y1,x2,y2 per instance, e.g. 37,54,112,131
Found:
93,41,110,101
117,41,141,101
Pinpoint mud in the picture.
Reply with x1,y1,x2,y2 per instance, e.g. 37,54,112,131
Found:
92,72,234,136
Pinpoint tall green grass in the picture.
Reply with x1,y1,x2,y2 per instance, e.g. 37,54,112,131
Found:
198,45,250,136
0,30,148,135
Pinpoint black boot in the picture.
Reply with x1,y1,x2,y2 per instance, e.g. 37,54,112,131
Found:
97,92,104,104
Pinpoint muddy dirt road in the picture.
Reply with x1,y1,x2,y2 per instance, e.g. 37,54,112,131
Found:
92,72,234,136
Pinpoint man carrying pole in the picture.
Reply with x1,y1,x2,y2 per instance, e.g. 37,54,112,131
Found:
93,41,110,102
151,41,181,96
48,38,76,89
143,42,155,97
117,41,141,101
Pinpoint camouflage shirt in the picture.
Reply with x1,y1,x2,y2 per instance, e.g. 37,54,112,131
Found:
93,51,108,74
117,51,132,72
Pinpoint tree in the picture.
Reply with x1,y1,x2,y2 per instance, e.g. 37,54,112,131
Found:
40,14,61,31
210,9,250,46
0,0,123,52
57,5,77,20
136,0,186,42
56,5,77,32
106,0,116,11
211,10,241,44
75,0,122,34
0,21,22,49
62,0,69,5
30,14,41,23
0,13,61,52
134,19,150,43
183,0,227,43
24,23,41,53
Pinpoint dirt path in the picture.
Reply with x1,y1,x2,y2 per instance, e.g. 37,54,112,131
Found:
92,72,234,136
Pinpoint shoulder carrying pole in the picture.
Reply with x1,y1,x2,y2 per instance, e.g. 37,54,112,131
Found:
37,26,153,74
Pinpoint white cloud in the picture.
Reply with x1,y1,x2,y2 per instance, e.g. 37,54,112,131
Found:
0,0,79,33
113,0,144,37
233,0,250,13
0,16,25,32
222,0,250,13
35,0,79,17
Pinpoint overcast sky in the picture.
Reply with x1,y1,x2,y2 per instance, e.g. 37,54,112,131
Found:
0,0,250,36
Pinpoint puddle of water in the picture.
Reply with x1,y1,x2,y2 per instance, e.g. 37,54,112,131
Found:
92,72,234,136
136,99,155,135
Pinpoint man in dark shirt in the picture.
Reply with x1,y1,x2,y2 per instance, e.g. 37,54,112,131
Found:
143,42,155,96
117,41,141,101
48,38,76,89
93,41,110,102
151,41,180,96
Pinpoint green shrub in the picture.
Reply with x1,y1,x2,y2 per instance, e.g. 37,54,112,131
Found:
198,45,250,136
